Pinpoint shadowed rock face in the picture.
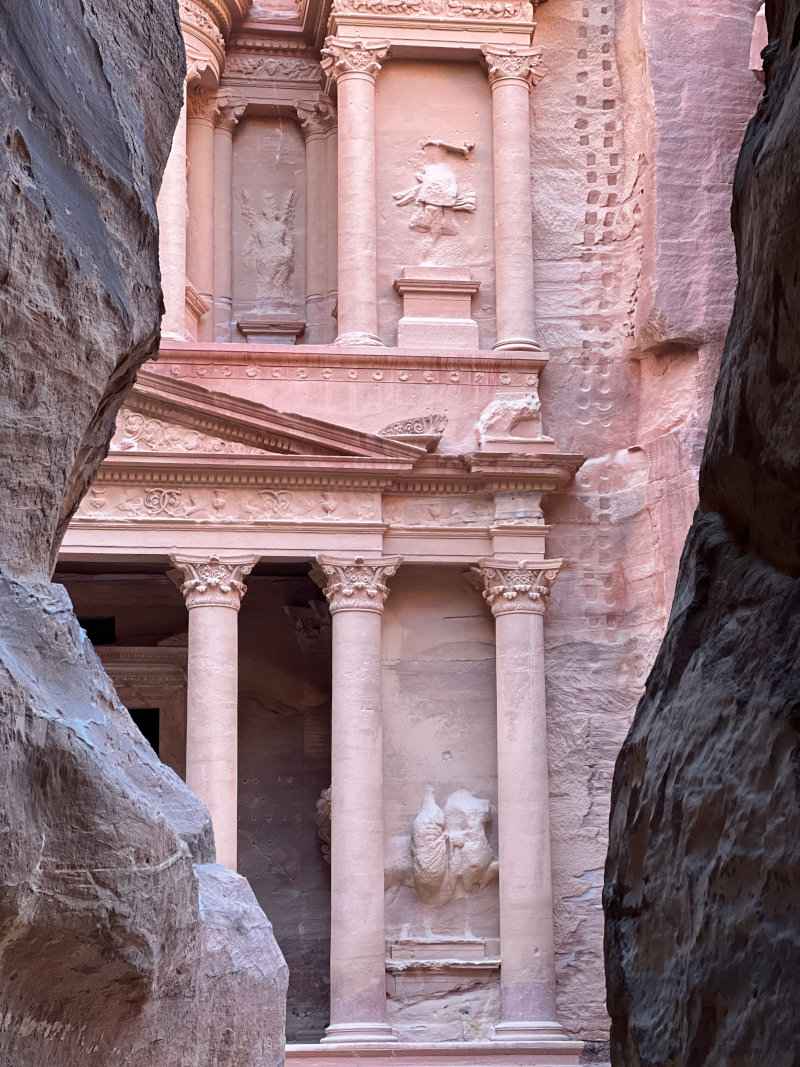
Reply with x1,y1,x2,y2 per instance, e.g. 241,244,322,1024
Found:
0,1,288,1062
604,3,800,1065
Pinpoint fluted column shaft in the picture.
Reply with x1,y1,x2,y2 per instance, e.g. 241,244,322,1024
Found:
477,559,569,1042
322,38,389,346
158,84,188,340
213,105,244,341
187,89,217,341
170,555,256,871
483,47,544,352
314,555,401,1043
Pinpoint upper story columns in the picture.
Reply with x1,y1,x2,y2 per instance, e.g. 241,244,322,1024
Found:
482,45,545,352
322,38,390,347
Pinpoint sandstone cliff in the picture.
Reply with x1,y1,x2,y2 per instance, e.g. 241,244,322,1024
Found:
0,1,287,1062
604,2,800,1063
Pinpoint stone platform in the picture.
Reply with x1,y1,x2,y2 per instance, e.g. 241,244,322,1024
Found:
286,1041,583,1067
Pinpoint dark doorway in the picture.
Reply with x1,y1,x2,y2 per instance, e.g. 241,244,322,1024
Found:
129,707,160,755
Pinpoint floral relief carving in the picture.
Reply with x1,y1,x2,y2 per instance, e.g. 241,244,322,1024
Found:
332,0,532,19
187,88,220,122
111,409,264,455
74,486,381,524
475,559,563,615
321,37,390,81
223,54,322,80
170,555,257,610
384,495,492,527
312,555,401,613
295,99,337,139
482,45,546,87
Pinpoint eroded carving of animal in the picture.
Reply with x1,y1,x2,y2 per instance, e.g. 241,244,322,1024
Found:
476,391,542,447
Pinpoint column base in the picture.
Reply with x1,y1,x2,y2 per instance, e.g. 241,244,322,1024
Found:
322,1023,398,1044
493,336,542,352
335,331,385,346
493,1021,574,1043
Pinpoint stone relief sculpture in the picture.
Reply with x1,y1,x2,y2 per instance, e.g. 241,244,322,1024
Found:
476,389,543,447
240,188,297,308
394,140,477,239
318,785,497,904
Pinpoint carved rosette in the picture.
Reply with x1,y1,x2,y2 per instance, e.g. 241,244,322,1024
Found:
482,45,545,88
170,555,257,610
312,555,401,614
321,37,390,83
295,99,337,140
475,559,562,616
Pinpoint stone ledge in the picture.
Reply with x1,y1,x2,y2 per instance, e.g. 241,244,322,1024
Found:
285,1040,583,1066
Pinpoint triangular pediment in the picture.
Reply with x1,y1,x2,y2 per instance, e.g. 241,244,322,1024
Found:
110,370,425,462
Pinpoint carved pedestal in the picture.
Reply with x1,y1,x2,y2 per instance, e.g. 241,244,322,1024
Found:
394,267,480,349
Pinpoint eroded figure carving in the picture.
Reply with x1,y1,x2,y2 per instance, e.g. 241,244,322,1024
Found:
394,140,477,239
385,786,498,904
476,389,542,447
240,188,297,307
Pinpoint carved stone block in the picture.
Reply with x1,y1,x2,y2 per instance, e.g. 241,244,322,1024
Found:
394,267,480,349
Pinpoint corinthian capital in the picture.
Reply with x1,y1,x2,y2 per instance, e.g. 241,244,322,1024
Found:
474,558,562,616
296,98,337,139
169,554,257,610
187,88,220,123
321,37,390,82
312,555,401,614
482,45,545,88
216,103,246,132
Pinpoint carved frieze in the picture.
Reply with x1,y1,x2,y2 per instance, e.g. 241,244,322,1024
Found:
332,0,533,20
474,559,562,615
383,494,492,527
170,554,257,610
321,37,390,81
223,53,322,80
74,486,381,524
482,45,545,87
110,409,265,455
312,555,401,613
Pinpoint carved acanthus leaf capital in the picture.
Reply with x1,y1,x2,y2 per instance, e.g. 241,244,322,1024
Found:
216,103,246,131
296,99,337,139
321,37,390,82
474,558,562,615
169,554,257,610
482,45,546,88
312,555,401,613
187,88,220,123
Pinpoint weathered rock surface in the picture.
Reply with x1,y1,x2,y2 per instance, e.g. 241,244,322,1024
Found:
0,1,288,1063
604,3,800,1064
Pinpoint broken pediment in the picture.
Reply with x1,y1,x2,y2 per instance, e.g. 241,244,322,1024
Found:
115,369,426,461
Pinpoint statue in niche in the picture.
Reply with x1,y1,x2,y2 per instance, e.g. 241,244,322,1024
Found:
318,784,497,904
393,140,477,239
240,188,297,307
385,786,499,905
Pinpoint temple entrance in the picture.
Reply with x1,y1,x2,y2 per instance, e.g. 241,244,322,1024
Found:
56,560,333,1041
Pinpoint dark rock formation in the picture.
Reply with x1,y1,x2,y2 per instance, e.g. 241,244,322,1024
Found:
0,1,287,1063
604,3,800,1065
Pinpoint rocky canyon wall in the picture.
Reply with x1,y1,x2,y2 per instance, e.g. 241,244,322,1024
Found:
0,1,287,1063
604,1,800,1063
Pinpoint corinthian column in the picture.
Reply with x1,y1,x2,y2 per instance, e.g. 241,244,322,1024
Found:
186,87,218,341
170,554,257,871
213,104,245,341
482,46,545,352
297,100,338,344
475,558,570,1042
312,555,401,1043
321,38,389,346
